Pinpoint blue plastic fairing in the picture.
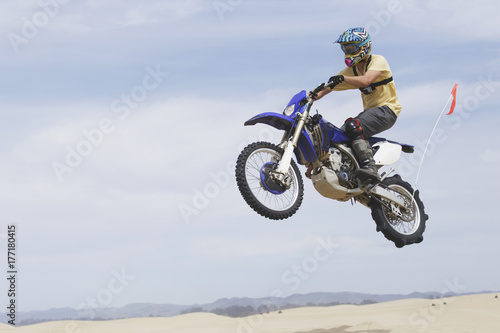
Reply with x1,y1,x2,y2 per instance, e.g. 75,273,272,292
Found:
284,90,308,116
319,121,349,147
244,112,317,163
245,113,293,131
369,137,414,153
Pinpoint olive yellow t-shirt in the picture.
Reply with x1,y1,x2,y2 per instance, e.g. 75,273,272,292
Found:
332,55,402,116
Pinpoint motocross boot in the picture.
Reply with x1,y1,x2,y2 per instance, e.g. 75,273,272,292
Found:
351,139,381,183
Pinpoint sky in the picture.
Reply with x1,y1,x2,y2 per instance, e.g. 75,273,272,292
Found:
0,0,499,314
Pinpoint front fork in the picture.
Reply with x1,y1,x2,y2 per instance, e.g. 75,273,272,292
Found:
273,99,313,186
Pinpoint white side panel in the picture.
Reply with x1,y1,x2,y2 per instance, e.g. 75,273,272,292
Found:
373,141,402,166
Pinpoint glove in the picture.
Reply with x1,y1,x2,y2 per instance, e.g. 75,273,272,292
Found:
328,75,344,87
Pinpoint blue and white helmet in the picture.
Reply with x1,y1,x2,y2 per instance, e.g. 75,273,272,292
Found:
335,27,372,67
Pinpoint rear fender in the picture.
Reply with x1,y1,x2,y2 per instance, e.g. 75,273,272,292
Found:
244,113,317,164
369,137,414,154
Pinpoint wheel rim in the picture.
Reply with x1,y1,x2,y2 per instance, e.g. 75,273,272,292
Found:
245,148,300,212
381,184,420,235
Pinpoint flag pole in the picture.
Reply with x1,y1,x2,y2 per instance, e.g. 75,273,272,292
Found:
413,84,457,191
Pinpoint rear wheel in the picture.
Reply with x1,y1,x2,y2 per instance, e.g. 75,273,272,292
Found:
235,142,304,220
370,175,428,248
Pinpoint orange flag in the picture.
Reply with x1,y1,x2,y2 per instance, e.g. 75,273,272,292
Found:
414,83,458,189
446,84,458,115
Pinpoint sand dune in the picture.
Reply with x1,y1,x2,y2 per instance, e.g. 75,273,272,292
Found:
2,293,499,333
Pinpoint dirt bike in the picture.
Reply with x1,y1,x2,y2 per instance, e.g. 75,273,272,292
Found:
235,82,428,248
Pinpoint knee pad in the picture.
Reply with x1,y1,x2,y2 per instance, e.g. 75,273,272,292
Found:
344,118,365,141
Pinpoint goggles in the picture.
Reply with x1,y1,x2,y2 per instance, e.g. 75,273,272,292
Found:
341,43,361,55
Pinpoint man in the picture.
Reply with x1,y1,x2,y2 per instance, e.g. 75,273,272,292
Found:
312,27,401,183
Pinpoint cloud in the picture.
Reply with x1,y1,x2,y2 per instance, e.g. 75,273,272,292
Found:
76,0,210,27
184,233,327,260
1,0,210,31
0,95,284,237
395,0,500,42
481,149,500,163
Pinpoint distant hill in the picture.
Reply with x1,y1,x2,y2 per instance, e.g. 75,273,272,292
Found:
7,293,500,333
9,290,497,326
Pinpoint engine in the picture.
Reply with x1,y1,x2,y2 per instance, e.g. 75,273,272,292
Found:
322,147,354,188
310,147,357,202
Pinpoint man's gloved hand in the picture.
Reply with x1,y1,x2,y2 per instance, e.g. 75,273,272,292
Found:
309,82,326,100
327,75,344,88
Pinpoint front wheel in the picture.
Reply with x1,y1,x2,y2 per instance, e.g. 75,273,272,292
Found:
235,142,304,220
370,175,428,248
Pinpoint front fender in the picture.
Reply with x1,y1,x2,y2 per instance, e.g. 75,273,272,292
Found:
244,112,317,164
245,112,294,131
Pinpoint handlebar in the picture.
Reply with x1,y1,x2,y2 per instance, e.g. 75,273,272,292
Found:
312,83,326,95
308,81,339,102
